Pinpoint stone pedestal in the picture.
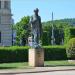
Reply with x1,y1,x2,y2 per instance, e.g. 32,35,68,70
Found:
68,60,75,63
29,48,44,67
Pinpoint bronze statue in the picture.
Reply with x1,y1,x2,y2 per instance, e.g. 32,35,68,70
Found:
30,8,42,48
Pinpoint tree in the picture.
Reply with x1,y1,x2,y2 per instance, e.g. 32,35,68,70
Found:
42,19,72,45
15,16,30,46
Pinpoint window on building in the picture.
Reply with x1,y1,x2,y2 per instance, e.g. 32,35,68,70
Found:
0,1,1,9
0,32,1,43
4,1,9,9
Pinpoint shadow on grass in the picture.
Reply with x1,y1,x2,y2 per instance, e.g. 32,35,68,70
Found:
0,67,17,69
45,65,75,67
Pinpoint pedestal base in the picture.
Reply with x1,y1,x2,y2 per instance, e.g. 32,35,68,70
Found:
29,48,44,67
68,60,75,63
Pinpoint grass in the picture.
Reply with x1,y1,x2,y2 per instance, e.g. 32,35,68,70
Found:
45,60,75,67
0,60,75,69
0,62,29,69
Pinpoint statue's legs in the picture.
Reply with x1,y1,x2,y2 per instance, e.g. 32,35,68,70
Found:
36,32,39,44
32,29,41,48
32,29,39,48
32,30,37,48
34,32,38,45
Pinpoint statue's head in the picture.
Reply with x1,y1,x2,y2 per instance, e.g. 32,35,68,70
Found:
34,8,39,16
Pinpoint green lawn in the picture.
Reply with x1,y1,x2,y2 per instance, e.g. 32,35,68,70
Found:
45,60,75,66
0,62,28,69
0,60,75,69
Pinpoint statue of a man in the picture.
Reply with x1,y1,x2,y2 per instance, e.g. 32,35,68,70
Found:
30,8,42,48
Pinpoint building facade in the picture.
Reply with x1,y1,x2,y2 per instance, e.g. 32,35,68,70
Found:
0,0,12,46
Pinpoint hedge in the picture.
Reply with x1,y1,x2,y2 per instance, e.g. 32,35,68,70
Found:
44,46,67,60
0,46,67,63
66,38,75,59
0,46,29,63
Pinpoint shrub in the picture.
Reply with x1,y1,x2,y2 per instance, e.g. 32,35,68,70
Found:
64,27,75,44
0,46,67,63
66,38,75,59
0,46,29,63
44,46,67,60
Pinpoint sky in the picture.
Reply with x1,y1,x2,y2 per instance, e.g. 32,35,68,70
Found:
11,0,75,23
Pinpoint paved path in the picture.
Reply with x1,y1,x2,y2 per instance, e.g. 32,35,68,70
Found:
0,66,75,75
15,71,75,75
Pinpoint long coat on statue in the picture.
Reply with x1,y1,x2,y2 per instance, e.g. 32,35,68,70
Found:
30,14,42,48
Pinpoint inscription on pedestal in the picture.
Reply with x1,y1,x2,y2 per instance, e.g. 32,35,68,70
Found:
29,48,44,67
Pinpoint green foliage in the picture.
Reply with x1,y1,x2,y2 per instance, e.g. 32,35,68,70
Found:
44,46,67,60
64,27,70,44
70,27,75,38
54,26,64,45
15,16,30,45
42,21,70,45
14,17,75,46
42,31,49,45
66,38,75,59
0,46,29,63
42,19,75,45
0,46,67,63
64,27,75,44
